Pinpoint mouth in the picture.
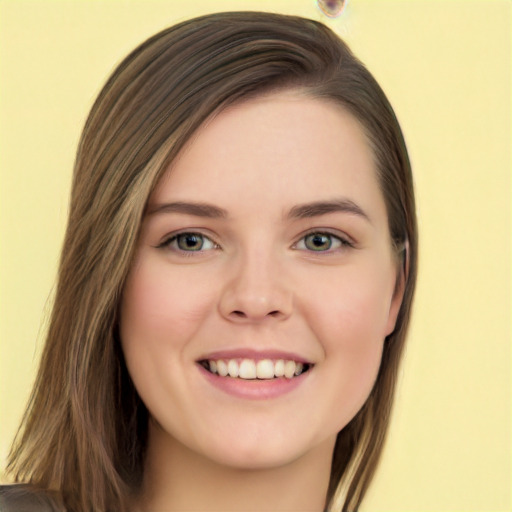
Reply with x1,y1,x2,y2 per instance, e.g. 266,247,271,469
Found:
198,358,313,380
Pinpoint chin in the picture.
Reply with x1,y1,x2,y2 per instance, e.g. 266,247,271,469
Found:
209,446,297,471
193,426,333,471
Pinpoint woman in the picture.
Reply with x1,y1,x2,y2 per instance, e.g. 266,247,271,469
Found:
2,11,417,512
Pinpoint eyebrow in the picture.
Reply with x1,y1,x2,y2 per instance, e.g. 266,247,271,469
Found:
146,201,228,218
287,198,371,223
146,198,370,222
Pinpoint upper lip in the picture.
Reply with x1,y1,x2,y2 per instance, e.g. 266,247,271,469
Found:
197,348,313,364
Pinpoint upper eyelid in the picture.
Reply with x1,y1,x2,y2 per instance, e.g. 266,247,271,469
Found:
160,228,217,241
291,232,354,255
157,230,219,249
294,228,354,246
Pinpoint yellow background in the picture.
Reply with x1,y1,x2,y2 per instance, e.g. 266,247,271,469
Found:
0,0,510,510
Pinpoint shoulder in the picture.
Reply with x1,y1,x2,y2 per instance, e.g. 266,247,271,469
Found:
0,484,63,512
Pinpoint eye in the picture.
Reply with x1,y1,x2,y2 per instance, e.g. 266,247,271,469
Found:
160,232,217,252
295,232,350,252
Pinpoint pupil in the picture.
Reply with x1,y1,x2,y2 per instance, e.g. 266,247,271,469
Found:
308,233,331,251
179,234,202,250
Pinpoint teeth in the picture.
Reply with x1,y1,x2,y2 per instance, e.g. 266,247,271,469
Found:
284,360,296,379
227,360,239,378
217,360,228,377
203,358,309,380
239,359,257,379
256,359,274,379
274,359,285,377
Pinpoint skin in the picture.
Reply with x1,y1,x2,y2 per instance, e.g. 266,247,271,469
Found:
120,91,404,511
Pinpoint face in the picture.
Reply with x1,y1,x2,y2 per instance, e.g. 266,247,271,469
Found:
120,91,404,470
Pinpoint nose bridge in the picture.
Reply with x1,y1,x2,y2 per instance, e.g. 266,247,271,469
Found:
219,240,292,322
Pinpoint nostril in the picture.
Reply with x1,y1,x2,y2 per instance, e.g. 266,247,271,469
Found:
230,309,281,319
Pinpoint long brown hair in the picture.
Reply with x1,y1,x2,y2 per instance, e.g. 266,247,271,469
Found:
6,12,417,511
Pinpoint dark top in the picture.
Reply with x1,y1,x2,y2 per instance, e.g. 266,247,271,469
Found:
0,485,62,512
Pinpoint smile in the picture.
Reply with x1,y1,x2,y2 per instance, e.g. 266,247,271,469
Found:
199,358,312,380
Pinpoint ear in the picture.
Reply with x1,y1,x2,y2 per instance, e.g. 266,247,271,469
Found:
385,239,409,336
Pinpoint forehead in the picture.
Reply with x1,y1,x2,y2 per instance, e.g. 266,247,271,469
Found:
152,91,386,223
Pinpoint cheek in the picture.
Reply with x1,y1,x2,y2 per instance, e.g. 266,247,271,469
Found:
119,262,220,426
300,263,394,423
120,261,216,348
304,261,394,347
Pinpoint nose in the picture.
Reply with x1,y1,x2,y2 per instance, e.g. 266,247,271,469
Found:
218,251,293,323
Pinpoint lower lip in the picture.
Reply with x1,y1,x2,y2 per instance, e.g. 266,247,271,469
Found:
197,364,310,400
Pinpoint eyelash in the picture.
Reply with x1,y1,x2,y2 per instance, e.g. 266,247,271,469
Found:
157,232,219,255
294,230,353,253
157,230,353,255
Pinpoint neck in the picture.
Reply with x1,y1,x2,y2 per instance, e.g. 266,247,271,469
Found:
134,421,335,512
